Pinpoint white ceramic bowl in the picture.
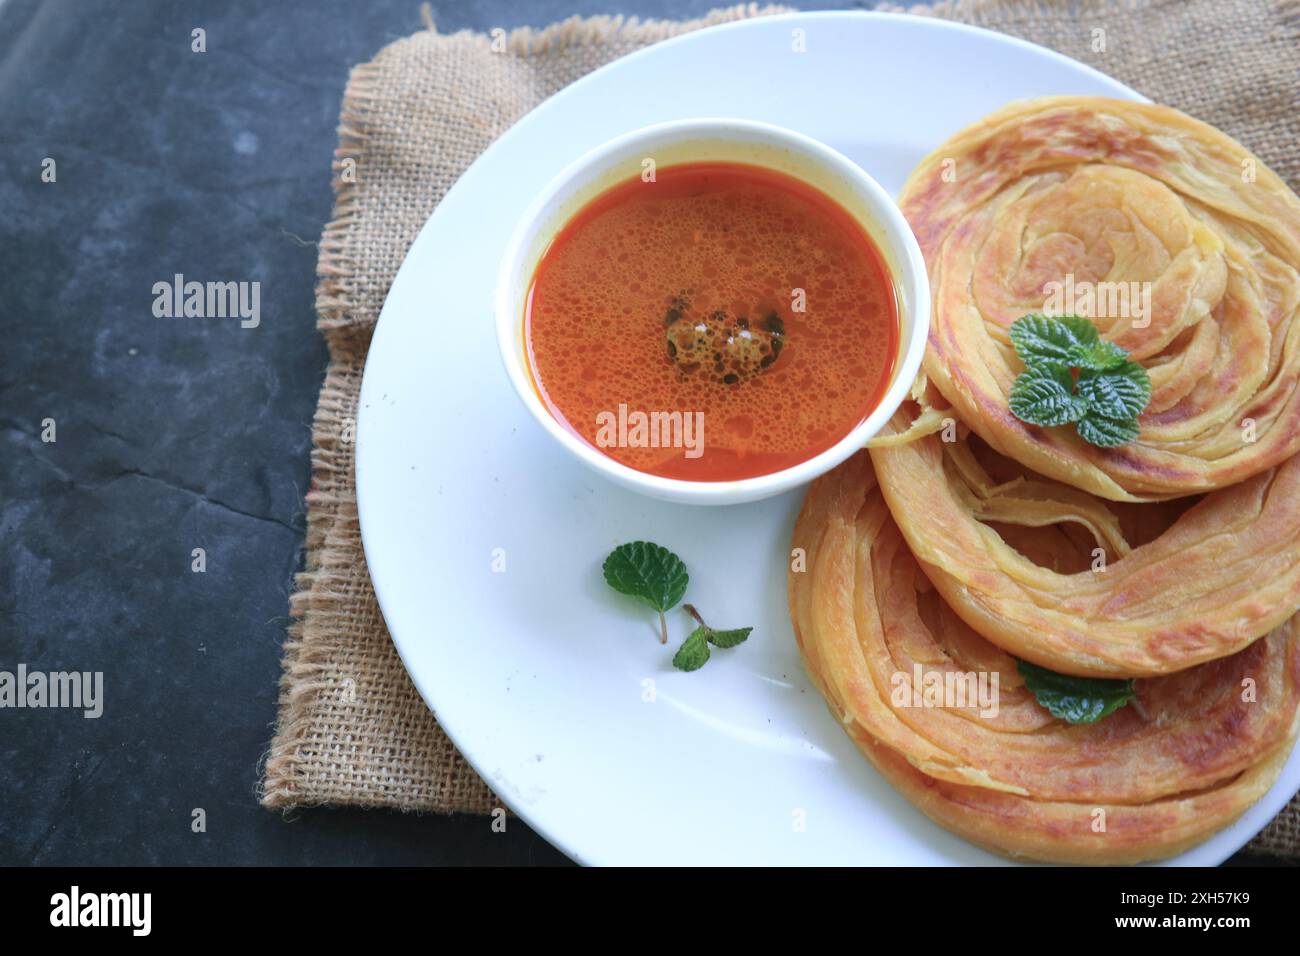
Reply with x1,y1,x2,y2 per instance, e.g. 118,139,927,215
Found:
495,117,930,505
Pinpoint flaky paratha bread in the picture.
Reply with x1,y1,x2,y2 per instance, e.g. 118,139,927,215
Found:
900,96,1300,501
870,407,1300,677
789,452,1300,864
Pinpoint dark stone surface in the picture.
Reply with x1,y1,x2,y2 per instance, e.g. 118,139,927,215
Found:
0,0,1272,866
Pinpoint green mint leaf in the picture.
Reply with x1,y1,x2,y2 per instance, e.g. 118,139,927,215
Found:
1076,361,1151,421
1009,314,1100,367
672,627,711,671
1009,365,1089,426
603,541,689,614
1076,410,1139,448
1016,660,1136,724
706,626,752,649
1075,338,1130,372
1007,315,1151,448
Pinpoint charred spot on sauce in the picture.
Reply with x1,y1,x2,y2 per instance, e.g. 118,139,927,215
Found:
665,298,786,386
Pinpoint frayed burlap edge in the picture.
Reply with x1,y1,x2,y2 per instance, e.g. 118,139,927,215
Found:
259,4,790,813
881,0,1300,39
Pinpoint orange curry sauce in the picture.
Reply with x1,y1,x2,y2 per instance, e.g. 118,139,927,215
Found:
524,162,898,481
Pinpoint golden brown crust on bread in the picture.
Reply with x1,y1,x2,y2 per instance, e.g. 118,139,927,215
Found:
900,97,1300,501
789,451,1300,864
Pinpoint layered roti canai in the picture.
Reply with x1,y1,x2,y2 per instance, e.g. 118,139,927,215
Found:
790,97,1300,863
790,452,1300,864
899,96,1300,501
870,404,1300,677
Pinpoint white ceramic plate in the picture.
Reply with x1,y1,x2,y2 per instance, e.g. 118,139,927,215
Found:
356,11,1300,865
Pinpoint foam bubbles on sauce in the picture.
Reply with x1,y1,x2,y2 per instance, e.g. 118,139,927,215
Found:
525,162,898,481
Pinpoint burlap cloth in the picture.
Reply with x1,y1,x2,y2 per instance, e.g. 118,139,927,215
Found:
260,0,1300,859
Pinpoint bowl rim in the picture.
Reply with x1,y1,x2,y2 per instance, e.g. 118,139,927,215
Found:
494,116,931,505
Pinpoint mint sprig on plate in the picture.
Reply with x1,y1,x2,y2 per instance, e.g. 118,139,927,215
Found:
1016,659,1136,724
672,605,753,672
1008,314,1151,448
603,543,752,671
603,541,689,644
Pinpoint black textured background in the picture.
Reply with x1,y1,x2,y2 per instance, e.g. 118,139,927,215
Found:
0,0,1274,866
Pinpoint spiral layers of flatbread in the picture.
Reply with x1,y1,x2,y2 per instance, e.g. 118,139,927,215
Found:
790,451,1300,864
869,410,1300,677
900,96,1300,501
